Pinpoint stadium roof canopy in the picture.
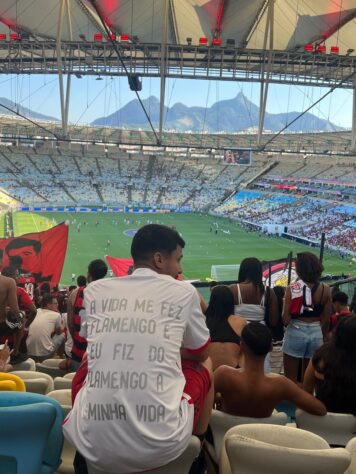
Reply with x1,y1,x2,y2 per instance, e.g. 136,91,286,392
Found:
0,1,355,151
0,0,355,54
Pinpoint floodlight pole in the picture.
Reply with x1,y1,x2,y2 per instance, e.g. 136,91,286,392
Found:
352,79,356,152
56,0,72,138
159,0,169,144
57,0,67,137
257,0,274,147
64,0,73,132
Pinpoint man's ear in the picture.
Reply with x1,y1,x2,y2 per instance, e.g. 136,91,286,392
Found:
152,252,165,270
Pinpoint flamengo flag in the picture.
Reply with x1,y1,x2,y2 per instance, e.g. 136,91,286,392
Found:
106,256,134,277
0,222,69,287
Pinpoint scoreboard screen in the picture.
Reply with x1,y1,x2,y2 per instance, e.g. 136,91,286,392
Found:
223,149,252,165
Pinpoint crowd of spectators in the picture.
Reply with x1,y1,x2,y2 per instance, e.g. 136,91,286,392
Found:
0,224,355,473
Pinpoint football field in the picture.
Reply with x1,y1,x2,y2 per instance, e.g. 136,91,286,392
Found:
6,211,351,286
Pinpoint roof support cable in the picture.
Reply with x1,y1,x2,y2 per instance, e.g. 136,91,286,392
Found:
89,0,161,145
260,70,356,151
0,102,60,140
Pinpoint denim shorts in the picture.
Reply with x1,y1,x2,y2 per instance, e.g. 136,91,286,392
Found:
282,320,323,359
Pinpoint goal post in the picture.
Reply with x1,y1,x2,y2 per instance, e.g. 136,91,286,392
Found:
210,264,240,281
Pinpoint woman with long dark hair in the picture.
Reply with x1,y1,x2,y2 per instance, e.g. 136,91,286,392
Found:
206,285,245,370
229,257,278,327
282,252,332,383
303,315,356,414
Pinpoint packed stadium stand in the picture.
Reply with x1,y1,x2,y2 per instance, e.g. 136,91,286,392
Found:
0,145,354,257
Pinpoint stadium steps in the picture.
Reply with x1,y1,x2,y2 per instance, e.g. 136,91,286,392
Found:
145,155,156,182
156,187,165,204
49,155,62,174
72,156,82,174
311,164,334,179
95,157,102,177
0,151,21,173
196,165,206,179
93,183,104,203
212,165,228,183
287,163,306,178
58,182,77,203
25,154,42,174
243,161,278,188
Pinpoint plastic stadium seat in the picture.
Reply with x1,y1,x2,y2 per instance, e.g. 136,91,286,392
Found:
63,372,76,380
0,401,56,474
223,424,351,474
87,436,201,474
345,437,356,474
12,371,54,394
209,409,288,461
54,377,72,390
0,372,26,391
36,359,69,378
47,390,75,474
0,391,64,474
47,389,72,416
296,409,356,447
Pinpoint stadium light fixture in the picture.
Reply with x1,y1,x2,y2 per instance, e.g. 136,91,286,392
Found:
199,37,208,45
120,34,129,42
10,33,19,41
316,44,326,53
94,33,103,41
107,34,116,41
304,43,313,52
330,45,339,54
0,34,6,41
212,38,222,46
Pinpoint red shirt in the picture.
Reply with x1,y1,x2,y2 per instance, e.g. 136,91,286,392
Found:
329,311,353,331
17,287,33,312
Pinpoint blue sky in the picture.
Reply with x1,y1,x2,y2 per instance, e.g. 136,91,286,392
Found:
0,74,353,129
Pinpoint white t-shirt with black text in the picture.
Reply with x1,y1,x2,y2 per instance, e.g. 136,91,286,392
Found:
63,268,210,473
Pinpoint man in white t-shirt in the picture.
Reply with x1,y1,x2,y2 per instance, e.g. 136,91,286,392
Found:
27,294,64,360
63,224,213,474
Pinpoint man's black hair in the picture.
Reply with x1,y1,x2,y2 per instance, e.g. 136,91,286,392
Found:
41,293,57,308
1,266,17,279
131,224,185,263
77,275,87,287
68,285,77,293
6,237,41,254
9,255,23,269
332,291,348,306
241,322,272,357
88,259,108,281
40,282,51,295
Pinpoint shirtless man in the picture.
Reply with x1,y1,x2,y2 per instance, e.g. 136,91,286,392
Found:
214,322,326,417
0,252,24,362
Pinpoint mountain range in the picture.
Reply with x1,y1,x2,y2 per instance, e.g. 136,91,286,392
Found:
0,97,59,122
92,92,341,133
0,93,341,133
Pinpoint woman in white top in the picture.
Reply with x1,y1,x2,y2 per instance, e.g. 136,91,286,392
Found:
229,257,278,327
229,258,278,373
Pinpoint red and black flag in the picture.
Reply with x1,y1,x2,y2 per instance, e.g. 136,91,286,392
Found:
0,222,69,288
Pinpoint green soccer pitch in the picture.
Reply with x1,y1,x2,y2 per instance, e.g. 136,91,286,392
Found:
7,211,351,286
